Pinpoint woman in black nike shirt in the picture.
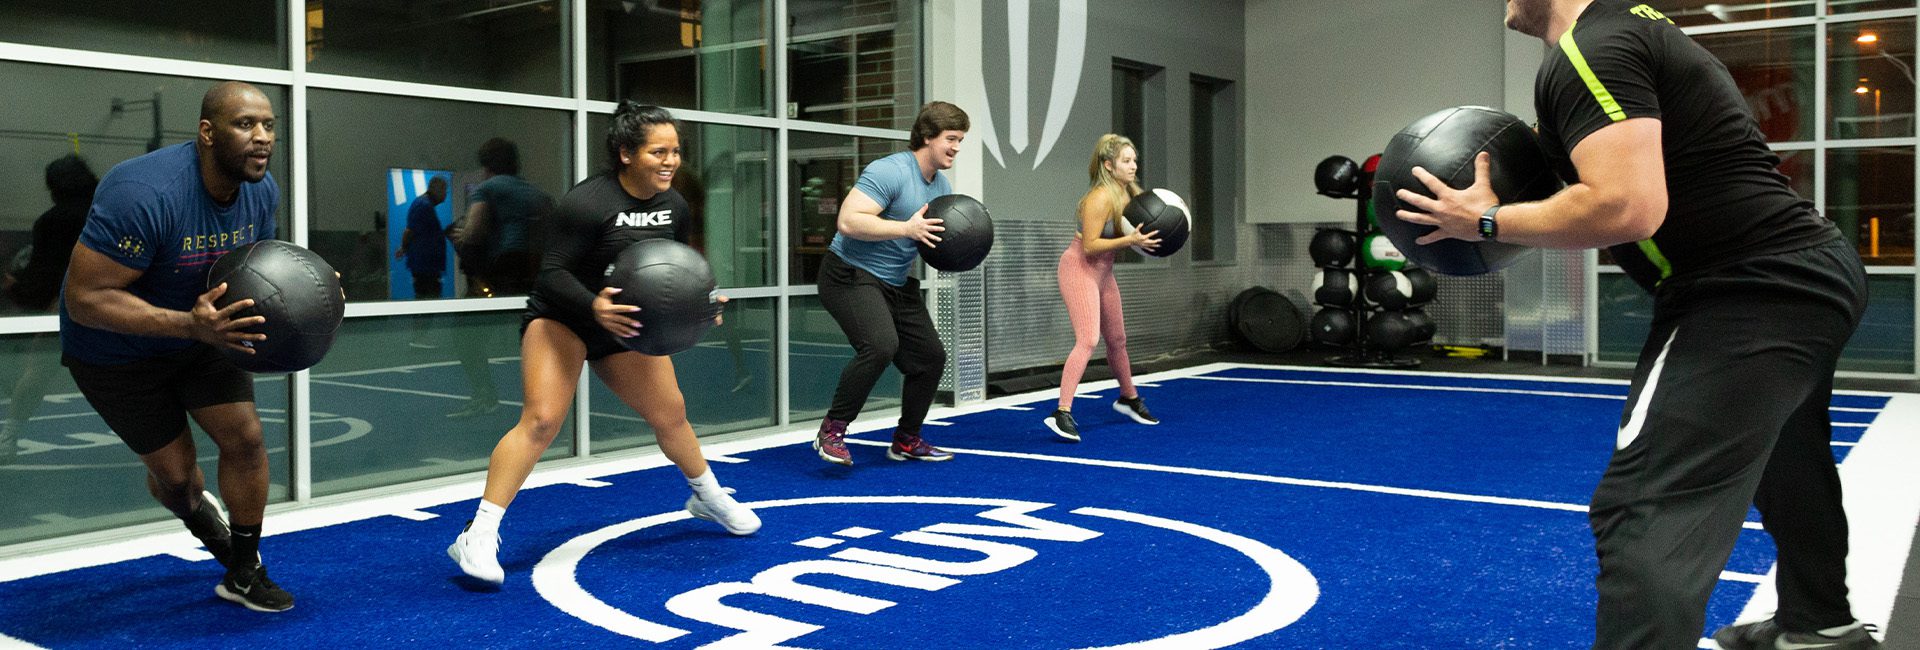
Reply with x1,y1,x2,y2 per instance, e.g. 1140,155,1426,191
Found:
447,102,761,585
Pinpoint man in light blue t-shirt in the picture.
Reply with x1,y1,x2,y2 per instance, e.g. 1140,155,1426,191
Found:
812,101,970,466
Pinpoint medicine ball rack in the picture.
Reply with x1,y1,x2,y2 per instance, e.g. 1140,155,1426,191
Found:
1309,154,1432,369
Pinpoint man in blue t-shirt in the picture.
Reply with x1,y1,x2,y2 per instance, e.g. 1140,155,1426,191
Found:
811,101,969,466
396,176,450,299
59,81,294,613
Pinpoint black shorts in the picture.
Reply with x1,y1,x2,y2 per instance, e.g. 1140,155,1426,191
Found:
64,344,255,455
521,310,630,362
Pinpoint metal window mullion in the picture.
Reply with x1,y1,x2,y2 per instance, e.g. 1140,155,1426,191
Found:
573,0,594,458
288,0,313,504
0,41,296,85
774,0,792,429
0,316,59,336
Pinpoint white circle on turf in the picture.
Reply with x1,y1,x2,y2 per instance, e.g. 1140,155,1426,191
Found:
532,495,1319,648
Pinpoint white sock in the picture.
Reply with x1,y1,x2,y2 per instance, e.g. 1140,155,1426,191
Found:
686,469,726,499
469,500,506,538
1816,621,1864,637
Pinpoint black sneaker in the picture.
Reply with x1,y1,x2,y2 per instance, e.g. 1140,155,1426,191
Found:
215,563,295,613
1112,396,1159,425
1044,409,1080,442
1712,618,1881,650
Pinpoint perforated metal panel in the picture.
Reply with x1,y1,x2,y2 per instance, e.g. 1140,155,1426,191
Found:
933,264,988,404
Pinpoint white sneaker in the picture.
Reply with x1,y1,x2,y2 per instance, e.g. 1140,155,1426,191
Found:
686,488,761,535
447,527,505,585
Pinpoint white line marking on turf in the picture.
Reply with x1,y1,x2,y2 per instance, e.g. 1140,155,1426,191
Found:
390,510,439,521
921,420,953,426
1833,441,1858,447
997,405,1036,411
163,548,214,563
1696,639,1718,649
1832,422,1868,428
1829,407,1883,413
569,479,612,488
1744,521,1764,530
1194,375,1630,400
843,440,1592,513
0,632,47,649
792,537,841,549
704,455,748,464
1734,393,1920,632
1719,571,1766,584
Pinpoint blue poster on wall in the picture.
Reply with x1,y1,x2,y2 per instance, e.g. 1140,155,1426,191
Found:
386,168,455,301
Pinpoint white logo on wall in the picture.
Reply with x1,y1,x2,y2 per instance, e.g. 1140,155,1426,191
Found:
616,210,674,227
971,0,1088,171
533,496,1320,648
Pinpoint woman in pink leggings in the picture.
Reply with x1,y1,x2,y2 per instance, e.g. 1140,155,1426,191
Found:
1045,134,1162,442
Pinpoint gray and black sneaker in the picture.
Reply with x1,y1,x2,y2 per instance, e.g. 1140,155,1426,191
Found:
215,563,295,613
1113,396,1159,425
1044,409,1081,442
1712,618,1881,650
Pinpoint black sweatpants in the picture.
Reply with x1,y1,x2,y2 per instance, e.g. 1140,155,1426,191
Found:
818,252,945,434
1591,237,1867,648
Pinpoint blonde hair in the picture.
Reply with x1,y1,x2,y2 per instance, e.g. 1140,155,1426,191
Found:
1086,134,1142,230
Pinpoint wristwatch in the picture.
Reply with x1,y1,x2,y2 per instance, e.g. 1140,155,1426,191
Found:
1478,205,1500,241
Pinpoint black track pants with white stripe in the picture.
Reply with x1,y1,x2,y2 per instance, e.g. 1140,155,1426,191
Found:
1589,237,1867,649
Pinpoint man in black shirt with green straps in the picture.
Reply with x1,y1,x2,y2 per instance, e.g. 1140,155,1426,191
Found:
1394,1,1878,647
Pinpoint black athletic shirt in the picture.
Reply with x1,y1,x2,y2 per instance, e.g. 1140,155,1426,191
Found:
1534,0,1837,292
526,173,691,321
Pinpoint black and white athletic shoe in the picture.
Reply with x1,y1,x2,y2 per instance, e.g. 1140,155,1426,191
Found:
1044,409,1081,442
1712,618,1881,650
1112,396,1159,425
216,563,295,613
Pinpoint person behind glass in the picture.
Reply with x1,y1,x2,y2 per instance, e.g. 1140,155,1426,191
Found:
1042,135,1161,443
673,167,752,393
810,101,968,466
395,176,450,300
1401,2,1876,647
447,102,760,586
58,81,293,612
447,139,551,419
396,177,450,348
1,155,98,462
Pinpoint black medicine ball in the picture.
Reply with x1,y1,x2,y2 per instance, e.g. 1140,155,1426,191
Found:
1310,308,1356,346
604,239,721,356
206,240,345,373
1371,106,1562,276
918,194,994,272
1309,229,1357,268
1120,188,1191,257
1314,155,1362,198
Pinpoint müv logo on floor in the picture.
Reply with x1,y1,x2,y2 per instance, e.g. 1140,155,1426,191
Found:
533,496,1322,648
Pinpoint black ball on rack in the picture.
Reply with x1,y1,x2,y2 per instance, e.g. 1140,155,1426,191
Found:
1314,269,1357,306
1366,310,1432,351
1310,308,1356,346
1404,267,1438,304
1315,155,1362,198
1309,229,1357,268
205,240,345,373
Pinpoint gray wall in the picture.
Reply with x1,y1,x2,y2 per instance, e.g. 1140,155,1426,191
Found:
946,0,1273,375
1244,0,1509,225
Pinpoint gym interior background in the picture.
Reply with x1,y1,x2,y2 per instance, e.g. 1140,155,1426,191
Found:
0,0,1915,641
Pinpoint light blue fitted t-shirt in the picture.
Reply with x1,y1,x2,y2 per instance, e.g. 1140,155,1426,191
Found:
828,151,950,286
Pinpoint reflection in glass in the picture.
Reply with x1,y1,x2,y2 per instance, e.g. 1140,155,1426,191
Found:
0,63,292,261
305,90,569,301
1829,19,1916,140
304,0,570,96
788,294,901,423
310,312,568,496
787,0,920,128
0,0,283,67
1694,27,1816,143
1829,146,1916,266
0,333,291,546
591,297,777,452
1643,1,1812,27
788,131,894,284
587,0,771,114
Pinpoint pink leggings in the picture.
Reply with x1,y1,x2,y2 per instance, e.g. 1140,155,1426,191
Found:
1056,239,1134,409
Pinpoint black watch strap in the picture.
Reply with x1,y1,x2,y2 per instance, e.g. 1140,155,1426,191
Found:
1478,205,1501,241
